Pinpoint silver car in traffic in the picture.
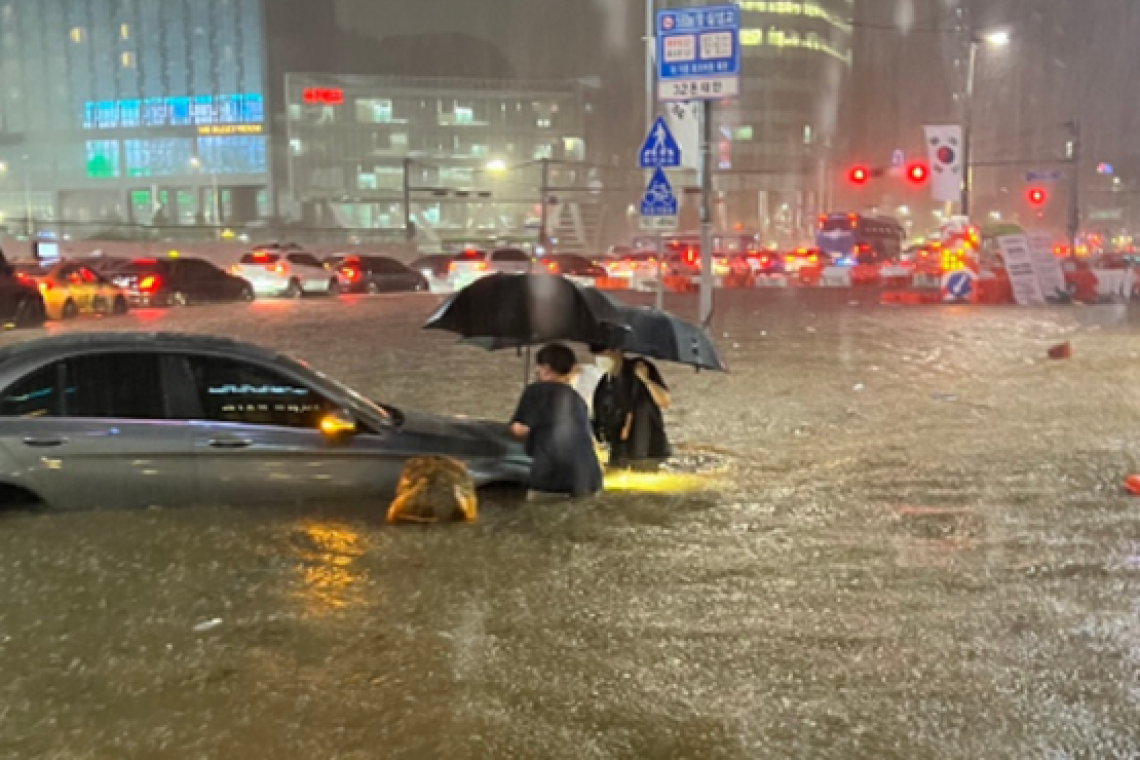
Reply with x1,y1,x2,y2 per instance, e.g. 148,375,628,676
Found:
0,333,529,511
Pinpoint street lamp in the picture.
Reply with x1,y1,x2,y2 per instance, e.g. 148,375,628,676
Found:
963,29,1011,218
484,159,507,174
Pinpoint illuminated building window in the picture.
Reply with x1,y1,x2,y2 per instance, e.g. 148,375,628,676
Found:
803,124,813,144
735,126,754,141
85,141,120,178
196,136,266,175
356,99,393,124
120,51,136,68
69,27,85,44
120,24,130,40
124,138,193,177
455,106,473,125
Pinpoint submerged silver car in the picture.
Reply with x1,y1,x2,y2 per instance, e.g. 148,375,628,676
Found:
0,333,529,511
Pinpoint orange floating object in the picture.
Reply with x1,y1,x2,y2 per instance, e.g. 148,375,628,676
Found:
1125,475,1140,496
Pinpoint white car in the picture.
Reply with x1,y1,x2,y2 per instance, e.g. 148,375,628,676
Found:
448,247,534,289
231,248,338,298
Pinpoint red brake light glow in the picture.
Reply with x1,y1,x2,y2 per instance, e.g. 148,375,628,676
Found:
340,267,359,281
139,275,160,292
38,281,51,293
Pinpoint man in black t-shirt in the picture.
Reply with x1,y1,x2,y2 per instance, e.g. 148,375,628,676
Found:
510,344,603,499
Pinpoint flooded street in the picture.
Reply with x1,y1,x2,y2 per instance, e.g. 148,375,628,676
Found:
1,290,1139,758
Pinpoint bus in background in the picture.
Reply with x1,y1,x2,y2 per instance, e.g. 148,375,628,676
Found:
815,214,905,265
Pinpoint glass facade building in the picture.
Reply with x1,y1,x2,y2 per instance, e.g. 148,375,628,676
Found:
0,0,268,230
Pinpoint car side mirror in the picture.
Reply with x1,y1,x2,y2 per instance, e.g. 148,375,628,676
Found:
319,409,357,440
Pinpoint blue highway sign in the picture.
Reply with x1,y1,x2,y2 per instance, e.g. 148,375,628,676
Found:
656,5,741,102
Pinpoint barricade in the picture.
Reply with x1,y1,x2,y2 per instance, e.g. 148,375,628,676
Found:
850,264,881,286
820,266,852,287
1065,269,1098,303
754,275,789,288
798,264,823,287
976,269,1014,305
722,271,755,289
880,264,912,289
664,275,698,293
594,277,630,291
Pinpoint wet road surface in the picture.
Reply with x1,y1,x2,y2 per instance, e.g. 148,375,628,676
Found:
1,290,1139,758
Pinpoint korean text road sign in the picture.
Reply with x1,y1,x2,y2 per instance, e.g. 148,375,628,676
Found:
638,117,682,169
639,168,679,230
656,5,740,102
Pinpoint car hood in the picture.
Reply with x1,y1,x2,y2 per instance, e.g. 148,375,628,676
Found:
397,410,527,459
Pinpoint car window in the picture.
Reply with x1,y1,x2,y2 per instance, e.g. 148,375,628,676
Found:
0,354,165,419
178,259,222,278
0,363,62,417
286,253,322,267
186,356,335,429
493,249,530,263
65,354,166,419
368,257,406,274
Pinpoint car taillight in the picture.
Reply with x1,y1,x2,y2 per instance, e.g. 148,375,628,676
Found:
38,281,51,293
139,275,160,292
761,256,770,265
545,261,559,274
808,254,818,263
475,262,488,271
340,267,359,281
266,263,286,274
785,255,795,265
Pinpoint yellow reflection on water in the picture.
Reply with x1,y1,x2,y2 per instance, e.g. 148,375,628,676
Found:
293,520,368,615
604,470,722,494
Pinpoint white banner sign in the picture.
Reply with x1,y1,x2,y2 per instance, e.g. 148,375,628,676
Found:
924,124,964,204
1028,233,1067,301
997,235,1044,305
664,101,701,171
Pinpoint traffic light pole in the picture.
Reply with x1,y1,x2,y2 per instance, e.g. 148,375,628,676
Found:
1067,119,1081,249
699,100,714,331
962,39,979,219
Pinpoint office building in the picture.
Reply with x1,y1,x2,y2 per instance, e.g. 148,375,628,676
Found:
285,74,592,248
0,0,336,232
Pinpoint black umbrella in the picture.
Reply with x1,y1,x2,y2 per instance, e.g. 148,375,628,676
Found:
461,290,726,373
425,274,627,383
425,273,623,344
605,305,727,372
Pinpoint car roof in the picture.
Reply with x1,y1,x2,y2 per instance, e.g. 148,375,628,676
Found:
0,332,285,367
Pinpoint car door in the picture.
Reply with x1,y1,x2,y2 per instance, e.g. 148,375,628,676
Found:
57,263,90,311
0,352,195,510
176,354,407,508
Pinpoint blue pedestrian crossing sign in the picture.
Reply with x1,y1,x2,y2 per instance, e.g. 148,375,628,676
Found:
640,168,678,217
638,117,682,169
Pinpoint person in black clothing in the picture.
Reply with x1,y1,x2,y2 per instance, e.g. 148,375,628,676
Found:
590,345,672,470
510,343,603,499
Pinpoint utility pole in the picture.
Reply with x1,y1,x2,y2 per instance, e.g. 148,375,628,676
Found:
402,157,413,244
538,158,550,254
646,0,665,311
698,101,714,330
962,37,979,219
1067,119,1081,248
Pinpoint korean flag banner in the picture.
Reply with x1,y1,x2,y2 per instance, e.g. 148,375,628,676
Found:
924,125,964,204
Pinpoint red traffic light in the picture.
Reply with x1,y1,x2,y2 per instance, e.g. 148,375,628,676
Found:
1027,187,1047,206
850,166,870,185
907,163,929,184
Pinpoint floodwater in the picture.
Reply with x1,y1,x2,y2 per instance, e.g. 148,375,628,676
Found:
1,290,1138,759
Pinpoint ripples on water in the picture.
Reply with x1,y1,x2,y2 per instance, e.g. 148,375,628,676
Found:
0,292,1138,758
